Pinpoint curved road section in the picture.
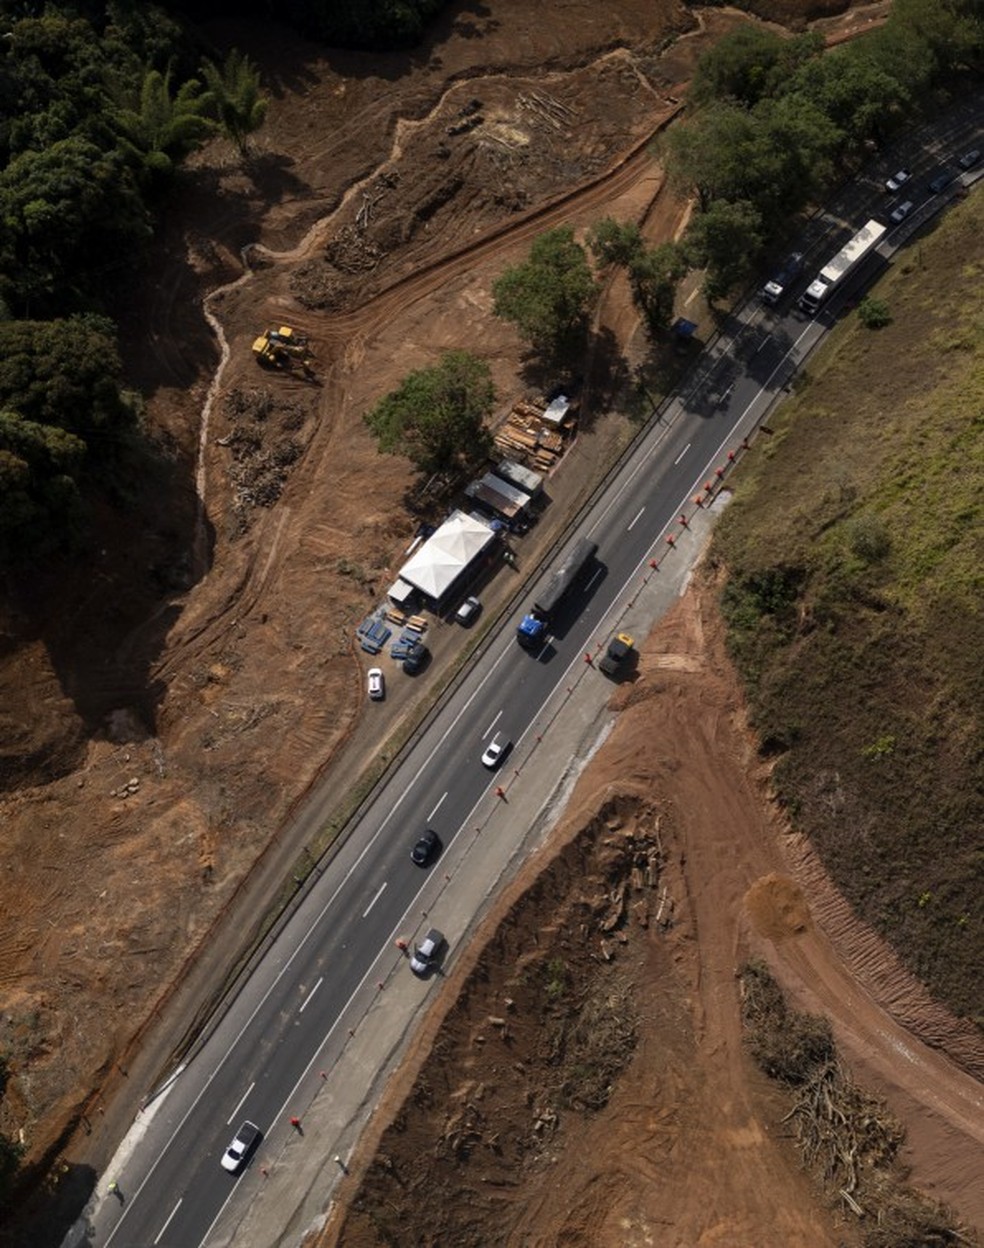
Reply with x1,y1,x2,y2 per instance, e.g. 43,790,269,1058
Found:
76,108,983,1248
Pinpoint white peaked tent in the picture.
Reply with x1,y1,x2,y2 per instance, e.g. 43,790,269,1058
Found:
397,510,495,605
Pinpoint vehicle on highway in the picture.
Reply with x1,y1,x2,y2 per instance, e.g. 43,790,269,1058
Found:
221,1121,262,1173
958,148,981,170
890,200,915,225
760,250,804,306
516,536,599,649
455,596,481,626
885,169,910,192
367,667,385,700
798,219,886,315
928,169,956,194
411,828,440,866
410,928,445,976
481,732,511,769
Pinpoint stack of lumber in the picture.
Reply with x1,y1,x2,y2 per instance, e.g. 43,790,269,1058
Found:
493,396,567,471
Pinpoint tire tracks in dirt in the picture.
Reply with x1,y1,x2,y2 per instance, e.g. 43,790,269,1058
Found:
657,584,984,1227
164,103,678,685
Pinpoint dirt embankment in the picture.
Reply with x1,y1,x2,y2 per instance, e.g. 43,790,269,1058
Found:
313,573,983,1246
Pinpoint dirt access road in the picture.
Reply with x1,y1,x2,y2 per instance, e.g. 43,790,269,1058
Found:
6,2,975,1246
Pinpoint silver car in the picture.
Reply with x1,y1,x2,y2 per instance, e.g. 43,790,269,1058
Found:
455,596,481,626
367,667,385,700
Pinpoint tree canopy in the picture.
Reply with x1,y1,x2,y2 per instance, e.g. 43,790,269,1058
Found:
364,351,495,477
199,50,268,157
492,227,597,355
588,218,687,336
683,200,765,302
689,27,823,109
0,316,136,563
0,316,135,439
660,0,984,300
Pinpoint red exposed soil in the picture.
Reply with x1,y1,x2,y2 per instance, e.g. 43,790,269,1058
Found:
5,4,976,1247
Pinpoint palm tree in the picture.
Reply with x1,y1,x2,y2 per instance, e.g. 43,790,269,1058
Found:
109,66,216,181
199,49,268,159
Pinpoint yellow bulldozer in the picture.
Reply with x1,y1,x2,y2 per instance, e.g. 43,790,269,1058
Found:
252,326,315,373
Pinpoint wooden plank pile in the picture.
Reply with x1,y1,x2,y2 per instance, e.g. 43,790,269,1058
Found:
493,396,572,473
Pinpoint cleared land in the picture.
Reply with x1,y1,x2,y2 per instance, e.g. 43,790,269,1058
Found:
1,3,978,1247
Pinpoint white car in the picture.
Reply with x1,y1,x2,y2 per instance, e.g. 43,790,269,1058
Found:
221,1121,261,1172
367,667,384,700
890,200,914,224
410,928,444,976
455,596,481,626
885,168,911,192
481,732,511,769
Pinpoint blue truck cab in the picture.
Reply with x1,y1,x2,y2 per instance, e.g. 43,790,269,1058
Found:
516,537,598,650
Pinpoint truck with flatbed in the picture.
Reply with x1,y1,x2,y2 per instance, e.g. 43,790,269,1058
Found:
516,536,599,650
798,219,886,315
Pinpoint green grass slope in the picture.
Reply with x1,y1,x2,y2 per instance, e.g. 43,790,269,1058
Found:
711,192,984,1023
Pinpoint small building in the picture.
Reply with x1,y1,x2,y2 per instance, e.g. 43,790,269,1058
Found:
542,394,574,425
386,578,418,611
393,509,496,610
495,459,543,499
463,472,532,522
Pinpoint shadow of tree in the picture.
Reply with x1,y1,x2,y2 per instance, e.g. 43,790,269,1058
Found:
2,1156,98,1248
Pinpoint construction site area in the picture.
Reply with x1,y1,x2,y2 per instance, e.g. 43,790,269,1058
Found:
1,1,981,1246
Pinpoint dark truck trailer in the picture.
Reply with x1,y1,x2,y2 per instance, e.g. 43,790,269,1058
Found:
516,536,598,649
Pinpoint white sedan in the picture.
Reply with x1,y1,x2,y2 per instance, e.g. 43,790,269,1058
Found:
481,732,511,769
367,667,385,700
885,168,911,192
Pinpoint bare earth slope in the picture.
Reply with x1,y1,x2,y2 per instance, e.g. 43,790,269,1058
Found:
313,572,983,1247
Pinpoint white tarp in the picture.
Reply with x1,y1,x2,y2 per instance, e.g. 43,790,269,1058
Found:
387,577,417,607
397,509,495,602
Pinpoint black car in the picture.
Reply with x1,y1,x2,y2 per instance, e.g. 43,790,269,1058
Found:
928,169,956,194
402,642,428,674
411,828,440,866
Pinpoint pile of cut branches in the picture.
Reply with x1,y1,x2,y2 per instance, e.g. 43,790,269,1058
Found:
739,960,974,1248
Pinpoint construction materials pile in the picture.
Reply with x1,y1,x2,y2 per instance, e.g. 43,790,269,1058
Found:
493,395,575,473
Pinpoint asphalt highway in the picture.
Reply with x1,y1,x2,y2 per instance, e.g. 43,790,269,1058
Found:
85,102,983,1248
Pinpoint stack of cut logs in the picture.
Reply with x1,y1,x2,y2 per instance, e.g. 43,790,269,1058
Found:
493,397,571,472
